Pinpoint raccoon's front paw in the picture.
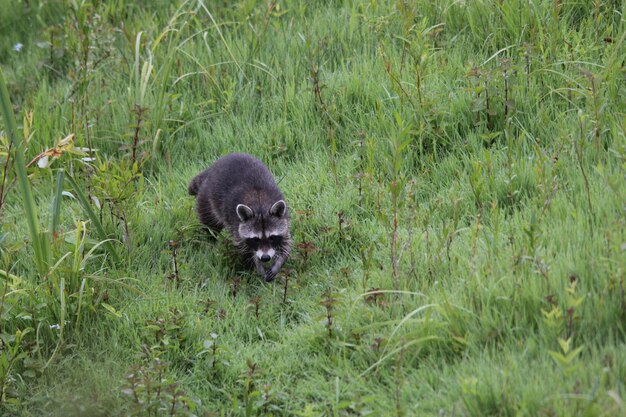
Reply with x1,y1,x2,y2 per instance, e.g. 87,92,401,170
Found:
254,260,266,276
264,268,277,282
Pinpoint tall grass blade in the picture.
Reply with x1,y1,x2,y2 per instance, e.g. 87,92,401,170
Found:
0,68,49,276
360,336,440,376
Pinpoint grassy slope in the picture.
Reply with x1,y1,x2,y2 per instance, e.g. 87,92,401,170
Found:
0,0,625,416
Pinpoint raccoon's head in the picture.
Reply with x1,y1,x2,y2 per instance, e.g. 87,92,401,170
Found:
236,200,289,263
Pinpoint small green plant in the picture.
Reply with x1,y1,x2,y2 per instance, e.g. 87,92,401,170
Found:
122,358,197,416
467,66,495,130
65,171,121,265
47,219,115,334
385,113,411,296
547,337,584,376
320,289,341,339
296,241,317,271
237,358,261,417
198,333,219,371
167,240,180,288
230,276,242,297
500,58,513,116
523,212,540,256
0,327,32,404
89,157,143,255
542,276,586,347
248,296,261,320
336,211,345,242
280,268,292,304
563,276,585,339
144,307,188,358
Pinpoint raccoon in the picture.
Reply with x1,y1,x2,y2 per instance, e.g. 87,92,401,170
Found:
189,153,291,282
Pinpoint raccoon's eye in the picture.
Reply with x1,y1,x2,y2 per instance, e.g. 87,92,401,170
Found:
246,237,261,246
268,235,282,243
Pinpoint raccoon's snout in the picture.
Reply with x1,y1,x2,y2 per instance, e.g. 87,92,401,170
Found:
256,248,276,263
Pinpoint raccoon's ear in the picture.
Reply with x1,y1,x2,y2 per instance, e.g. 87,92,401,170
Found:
236,204,254,222
270,200,287,217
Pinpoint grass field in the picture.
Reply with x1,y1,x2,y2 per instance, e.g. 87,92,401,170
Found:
0,0,625,415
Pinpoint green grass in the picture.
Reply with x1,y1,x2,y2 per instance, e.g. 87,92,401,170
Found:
0,0,625,415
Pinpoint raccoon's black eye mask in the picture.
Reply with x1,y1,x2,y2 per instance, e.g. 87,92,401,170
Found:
246,237,261,247
268,235,283,244
246,236,282,247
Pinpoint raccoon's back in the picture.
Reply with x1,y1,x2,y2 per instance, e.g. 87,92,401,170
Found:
191,153,284,223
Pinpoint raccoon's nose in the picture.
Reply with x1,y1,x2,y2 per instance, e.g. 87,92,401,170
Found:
261,254,271,262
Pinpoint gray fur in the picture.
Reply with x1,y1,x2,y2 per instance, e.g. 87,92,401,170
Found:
189,153,291,282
